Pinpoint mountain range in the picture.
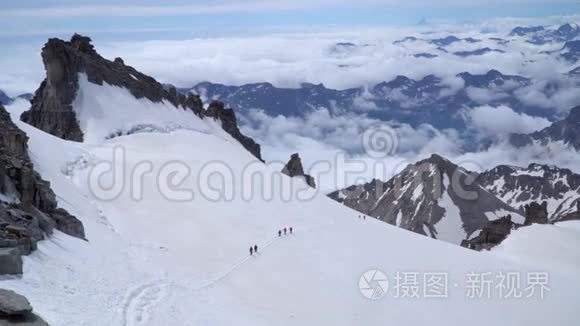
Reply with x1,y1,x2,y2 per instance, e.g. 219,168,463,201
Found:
328,153,580,245
509,23,580,45
328,154,525,245
182,69,573,134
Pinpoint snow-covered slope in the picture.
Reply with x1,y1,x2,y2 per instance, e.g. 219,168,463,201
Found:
1,99,578,324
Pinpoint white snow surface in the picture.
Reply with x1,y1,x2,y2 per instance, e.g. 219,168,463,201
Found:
72,73,228,144
1,95,579,326
433,175,467,244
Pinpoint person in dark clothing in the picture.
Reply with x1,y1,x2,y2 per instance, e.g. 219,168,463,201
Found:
250,247,254,255
278,230,282,237
254,244,258,253
283,228,287,235
289,227,293,234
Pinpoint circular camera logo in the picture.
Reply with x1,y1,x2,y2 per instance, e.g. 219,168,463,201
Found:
359,269,389,300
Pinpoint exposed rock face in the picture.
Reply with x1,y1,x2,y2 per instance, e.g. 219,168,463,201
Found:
554,201,580,222
0,248,23,275
478,163,580,221
509,105,580,150
524,202,549,225
0,289,49,325
1,103,84,274
281,153,315,188
328,154,523,244
205,101,263,161
21,34,261,160
461,215,516,251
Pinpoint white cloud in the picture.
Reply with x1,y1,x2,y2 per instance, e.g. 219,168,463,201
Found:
465,105,552,140
2,19,579,96
514,78,580,114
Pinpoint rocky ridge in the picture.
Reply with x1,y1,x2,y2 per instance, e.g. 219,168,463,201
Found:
1,103,84,275
20,34,262,161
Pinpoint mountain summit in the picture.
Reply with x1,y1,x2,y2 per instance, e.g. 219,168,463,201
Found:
329,154,523,244
20,34,262,160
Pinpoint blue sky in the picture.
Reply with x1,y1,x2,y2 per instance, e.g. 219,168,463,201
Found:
1,0,579,43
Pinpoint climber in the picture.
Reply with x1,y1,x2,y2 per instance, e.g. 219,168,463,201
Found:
278,230,282,237
283,227,287,235
250,246,254,256
254,244,258,253
289,227,293,234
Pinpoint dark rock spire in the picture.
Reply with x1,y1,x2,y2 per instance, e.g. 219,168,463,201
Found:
282,153,316,188
21,34,262,160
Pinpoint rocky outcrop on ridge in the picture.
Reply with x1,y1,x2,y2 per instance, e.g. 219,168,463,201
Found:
1,103,84,274
205,101,263,161
461,215,516,251
281,153,316,188
21,34,262,160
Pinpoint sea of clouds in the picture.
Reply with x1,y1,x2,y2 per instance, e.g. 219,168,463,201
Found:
2,16,580,191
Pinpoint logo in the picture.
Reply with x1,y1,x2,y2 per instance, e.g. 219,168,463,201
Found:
359,269,389,300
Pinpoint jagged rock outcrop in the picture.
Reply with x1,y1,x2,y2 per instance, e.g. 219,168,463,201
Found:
0,289,49,325
205,101,263,161
281,153,315,188
463,200,579,251
1,103,84,274
461,215,516,251
508,105,580,150
524,201,549,225
478,163,580,221
20,34,261,160
328,154,523,244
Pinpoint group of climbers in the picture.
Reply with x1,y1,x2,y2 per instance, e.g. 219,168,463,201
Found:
249,244,258,256
358,215,367,220
277,226,293,237
249,226,295,256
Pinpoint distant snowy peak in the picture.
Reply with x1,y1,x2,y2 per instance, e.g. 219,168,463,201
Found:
478,163,580,220
453,48,505,57
393,35,481,46
0,89,11,105
328,154,523,244
458,69,529,88
508,105,580,151
0,90,33,106
509,23,580,45
19,34,262,160
561,40,580,62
